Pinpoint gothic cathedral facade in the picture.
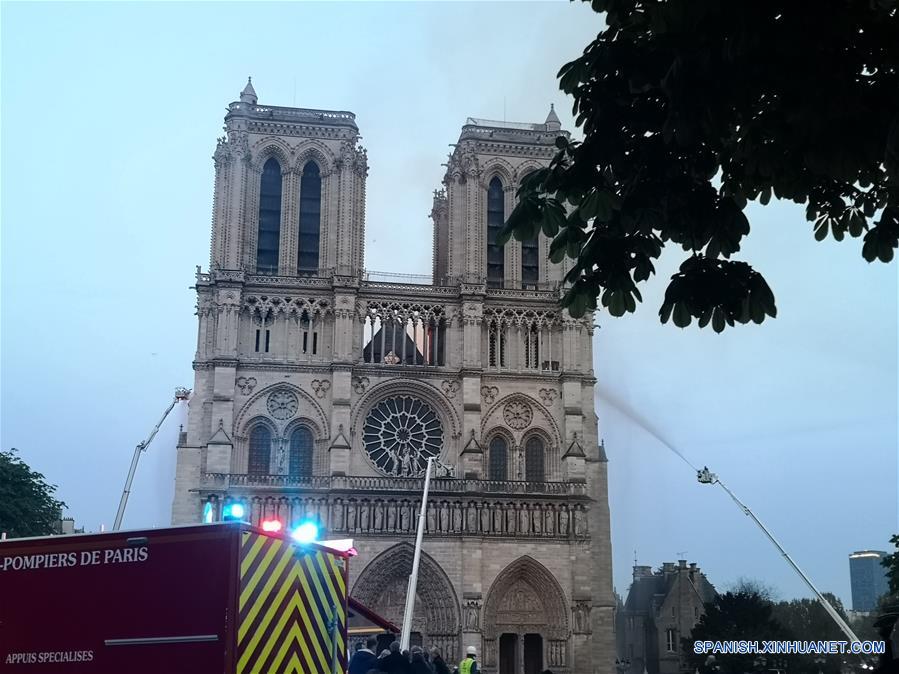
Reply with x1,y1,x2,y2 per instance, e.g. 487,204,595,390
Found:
172,80,615,674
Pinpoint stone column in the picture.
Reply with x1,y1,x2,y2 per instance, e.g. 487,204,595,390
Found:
279,168,298,275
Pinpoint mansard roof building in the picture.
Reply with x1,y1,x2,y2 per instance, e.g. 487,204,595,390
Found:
172,79,614,674
617,562,717,674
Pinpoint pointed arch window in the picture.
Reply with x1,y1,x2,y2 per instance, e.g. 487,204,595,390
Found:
298,161,321,274
522,236,539,288
520,171,539,288
488,436,508,481
525,436,545,482
289,426,314,477
487,177,505,288
248,425,272,475
256,158,282,274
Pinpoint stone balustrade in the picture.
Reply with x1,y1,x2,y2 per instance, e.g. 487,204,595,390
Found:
201,473,586,496
198,475,590,540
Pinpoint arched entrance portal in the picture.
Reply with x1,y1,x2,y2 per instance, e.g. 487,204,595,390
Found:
352,543,461,662
483,556,570,674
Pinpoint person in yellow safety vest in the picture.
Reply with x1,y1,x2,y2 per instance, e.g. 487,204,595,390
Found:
459,646,479,674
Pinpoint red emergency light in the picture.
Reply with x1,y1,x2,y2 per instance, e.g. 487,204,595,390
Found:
260,519,282,533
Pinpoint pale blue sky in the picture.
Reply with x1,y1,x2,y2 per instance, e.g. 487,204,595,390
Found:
2,1,896,610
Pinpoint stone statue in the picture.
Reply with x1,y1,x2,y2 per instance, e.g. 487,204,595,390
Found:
386,501,397,532
347,501,357,531
505,504,516,535
400,501,411,531
467,503,478,532
439,501,450,532
464,602,480,630
519,503,529,534
492,504,503,534
453,502,464,532
574,506,587,536
427,505,437,533
332,499,345,531
360,501,370,530
573,604,585,633
373,500,384,530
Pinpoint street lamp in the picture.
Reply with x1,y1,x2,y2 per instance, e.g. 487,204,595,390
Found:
112,387,191,530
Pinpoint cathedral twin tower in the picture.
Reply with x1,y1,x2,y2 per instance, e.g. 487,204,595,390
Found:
172,79,614,674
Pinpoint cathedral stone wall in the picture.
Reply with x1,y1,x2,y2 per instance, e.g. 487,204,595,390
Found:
172,82,614,674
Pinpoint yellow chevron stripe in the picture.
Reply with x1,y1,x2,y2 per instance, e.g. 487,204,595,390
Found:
299,555,335,629
238,544,294,643
311,552,346,655
330,554,347,594
318,551,348,654
249,594,298,673
239,533,269,577
236,533,348,674
253,592,326,674
269,621,311,674
314,551,341,606
238,564,330,674
239,538,284,612
237,565,299,671
285,651,304,674
295,560,334,660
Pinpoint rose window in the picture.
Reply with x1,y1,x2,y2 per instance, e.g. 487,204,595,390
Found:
503,401,533,430
362,396,443,477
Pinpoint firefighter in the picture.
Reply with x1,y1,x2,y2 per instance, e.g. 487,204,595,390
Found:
459,646,478,674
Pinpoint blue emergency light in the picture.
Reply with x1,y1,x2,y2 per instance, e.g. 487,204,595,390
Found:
291,519,321,544
222,502,246,522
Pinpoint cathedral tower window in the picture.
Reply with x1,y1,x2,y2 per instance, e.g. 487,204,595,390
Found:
521,235,539,288
248,425,272,475
254,328,271,353
256,158,283,275
486,177,505,288
524,324,540,369
298,161,321,274
524,436,545,482
289,427,314,478
487,321,506,369
298,311,319,356
488,436,508,481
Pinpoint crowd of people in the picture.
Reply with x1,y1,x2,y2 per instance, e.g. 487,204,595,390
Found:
348,638,472,674
349,638,556,674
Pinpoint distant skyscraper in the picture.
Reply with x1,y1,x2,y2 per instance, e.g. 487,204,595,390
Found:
849,550,889,612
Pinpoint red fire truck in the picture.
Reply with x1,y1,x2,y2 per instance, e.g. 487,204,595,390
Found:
0,523,353,674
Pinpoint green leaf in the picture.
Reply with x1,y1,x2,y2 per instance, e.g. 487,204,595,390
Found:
549,231,569,263
672,302,692,328
607,290,626,316
659,300,674,324
712,308,725,333
569,291,588,318
579,190,602,220
848,211,865,237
